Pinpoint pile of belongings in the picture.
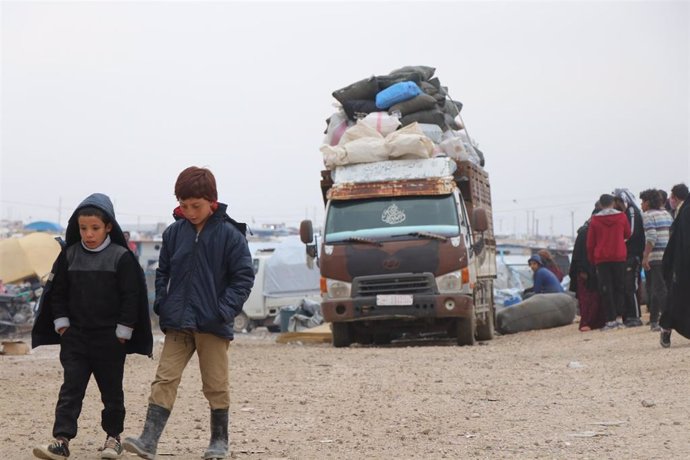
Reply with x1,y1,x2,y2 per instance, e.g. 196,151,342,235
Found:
321,65,485,170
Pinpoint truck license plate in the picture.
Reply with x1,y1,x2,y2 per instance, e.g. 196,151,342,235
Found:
376,294,413,306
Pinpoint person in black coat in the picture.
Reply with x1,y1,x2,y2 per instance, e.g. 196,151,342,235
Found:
31,193,152,460
613,188,645,327
569,204,606,331
659,184,690,347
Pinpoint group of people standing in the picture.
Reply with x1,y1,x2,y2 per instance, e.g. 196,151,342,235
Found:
31,166,255,460
569,184,689,348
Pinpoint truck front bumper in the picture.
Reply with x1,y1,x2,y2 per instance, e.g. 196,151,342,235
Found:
321,294,473,323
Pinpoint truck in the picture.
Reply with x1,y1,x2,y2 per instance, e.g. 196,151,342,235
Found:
300,156,497,347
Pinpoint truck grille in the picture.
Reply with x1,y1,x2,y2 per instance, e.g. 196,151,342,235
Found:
352,273,436,297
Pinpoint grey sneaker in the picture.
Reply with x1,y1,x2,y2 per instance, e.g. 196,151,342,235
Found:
601,321,620,331
101,436,123,459
650,322,661,332
33,438,70,460
624,318,643,327
660,329,671,348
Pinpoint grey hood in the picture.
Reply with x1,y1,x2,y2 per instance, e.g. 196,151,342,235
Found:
64,193,128,249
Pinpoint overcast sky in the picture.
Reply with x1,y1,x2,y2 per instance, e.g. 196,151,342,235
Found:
2,1,688,238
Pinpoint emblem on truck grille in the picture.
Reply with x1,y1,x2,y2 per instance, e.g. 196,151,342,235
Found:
382,257,401,270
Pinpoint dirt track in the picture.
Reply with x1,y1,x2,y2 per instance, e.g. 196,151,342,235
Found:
1,315,687,460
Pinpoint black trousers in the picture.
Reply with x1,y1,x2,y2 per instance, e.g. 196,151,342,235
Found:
53,327,126,440
623,256,641,320
647,262,668,324
596,262,626,322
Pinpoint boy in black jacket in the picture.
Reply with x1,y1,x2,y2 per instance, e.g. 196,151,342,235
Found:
32,193,153,460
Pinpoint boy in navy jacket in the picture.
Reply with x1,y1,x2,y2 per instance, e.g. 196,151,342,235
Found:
124,166,254,460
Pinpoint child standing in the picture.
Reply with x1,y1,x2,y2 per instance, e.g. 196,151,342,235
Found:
32,193,153,460
123,166,254,460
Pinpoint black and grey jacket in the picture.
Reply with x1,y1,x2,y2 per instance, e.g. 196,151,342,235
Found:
32,193,153,356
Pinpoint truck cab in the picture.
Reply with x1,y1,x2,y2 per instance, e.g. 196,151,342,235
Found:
301,157,496,347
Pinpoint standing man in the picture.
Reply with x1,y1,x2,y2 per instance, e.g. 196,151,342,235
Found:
668,183,688,219
612,188,645,327
587,194,631,330
639,189,673,331
659,183,690,347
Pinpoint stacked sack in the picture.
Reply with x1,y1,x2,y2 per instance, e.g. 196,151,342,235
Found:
321,65,485,170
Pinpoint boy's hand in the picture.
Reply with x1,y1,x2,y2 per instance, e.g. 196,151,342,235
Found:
58,327,68,336
118,338,126,344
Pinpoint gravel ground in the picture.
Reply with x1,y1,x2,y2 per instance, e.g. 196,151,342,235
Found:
2,314,687,460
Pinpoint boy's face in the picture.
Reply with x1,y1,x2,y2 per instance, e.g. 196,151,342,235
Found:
179,197,214,229
78,215,112,249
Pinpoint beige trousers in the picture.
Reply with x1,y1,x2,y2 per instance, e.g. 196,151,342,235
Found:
149,329,230,410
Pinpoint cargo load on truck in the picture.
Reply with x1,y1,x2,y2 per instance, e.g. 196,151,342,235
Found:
302,66,497,347
321,65,485,170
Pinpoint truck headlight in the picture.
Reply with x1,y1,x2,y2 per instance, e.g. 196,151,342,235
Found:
326,279,351,299
436,271,462,293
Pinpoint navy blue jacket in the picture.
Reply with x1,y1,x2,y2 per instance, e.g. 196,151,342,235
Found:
154,203,254,339
533,267,564,294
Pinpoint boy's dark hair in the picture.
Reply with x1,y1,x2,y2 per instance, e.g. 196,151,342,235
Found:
671,183,689,201
599,194,614,207
77,206,111,225
639,189,662,210
659,189,668,201
175,166,218,201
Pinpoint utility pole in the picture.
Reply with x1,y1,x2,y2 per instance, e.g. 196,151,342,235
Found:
571,210,575,239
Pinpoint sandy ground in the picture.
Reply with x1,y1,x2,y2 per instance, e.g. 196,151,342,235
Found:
1,314,688,460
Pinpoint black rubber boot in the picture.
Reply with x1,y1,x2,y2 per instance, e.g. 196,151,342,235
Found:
122,404,170,459
204,408,229,459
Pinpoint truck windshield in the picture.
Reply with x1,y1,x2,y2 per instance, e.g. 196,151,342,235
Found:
324,194,460,243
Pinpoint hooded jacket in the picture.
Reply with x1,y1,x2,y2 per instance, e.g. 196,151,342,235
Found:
154,202,254,340
32,193,153,356
586,208,631,265
613,188,645,258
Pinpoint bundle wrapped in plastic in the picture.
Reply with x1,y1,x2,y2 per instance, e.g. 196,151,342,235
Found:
320,122,433,169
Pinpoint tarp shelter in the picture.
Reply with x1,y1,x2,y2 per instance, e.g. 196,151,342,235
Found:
23,221,63,233
263,236,321,298
0,233,61,283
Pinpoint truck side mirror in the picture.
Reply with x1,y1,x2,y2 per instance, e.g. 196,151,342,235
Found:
472,208,489,233
300,220,314,244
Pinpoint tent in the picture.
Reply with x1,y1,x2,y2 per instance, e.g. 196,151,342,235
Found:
23,221,63,233
0,233,61,283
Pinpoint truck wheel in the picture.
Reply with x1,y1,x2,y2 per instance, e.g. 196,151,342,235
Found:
331,322,352,348
476,306,495,341
456,316,476,346
233,312,252,333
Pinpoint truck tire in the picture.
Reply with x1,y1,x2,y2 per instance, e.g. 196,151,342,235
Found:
233,312,253,333
331,322,352,348
476,306,495,341
456,315,476,346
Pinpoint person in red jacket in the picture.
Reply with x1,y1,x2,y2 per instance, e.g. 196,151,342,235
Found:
587,194,631,330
